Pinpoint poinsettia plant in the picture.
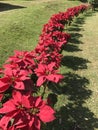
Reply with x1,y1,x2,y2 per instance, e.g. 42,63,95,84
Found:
0,4,89,130
0,91,55,130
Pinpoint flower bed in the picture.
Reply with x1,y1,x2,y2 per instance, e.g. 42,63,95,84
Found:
0,4,89,130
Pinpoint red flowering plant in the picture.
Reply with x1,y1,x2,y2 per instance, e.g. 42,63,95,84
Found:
38,33,61,52
0,94,3,102
6,50,36,74
0,51,57,130
34,31,64,67
0,49,62,130
0,4,89,130
49,12,69,26
79,5,88,13
0,68,32,92
35,62,63,87
35,47,63,68
0,91,55,130
42,21,64,33
49,10,76,27
67,7,80,17
40,31,70,49
51,31,71,48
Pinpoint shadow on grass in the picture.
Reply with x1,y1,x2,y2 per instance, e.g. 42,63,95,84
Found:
80,0,87,2
48,73,90,98
64,11,94,50
46,73,98,130
63,44,82,52
44,11,98,130
0,2,25,12
55,103,98,130
61,56,90,70
68,0,87,2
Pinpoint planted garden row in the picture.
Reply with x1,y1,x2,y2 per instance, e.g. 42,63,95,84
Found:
0,4,89,130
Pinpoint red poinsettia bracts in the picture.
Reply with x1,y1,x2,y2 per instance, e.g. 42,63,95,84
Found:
42,21,64,33
35,62,63,86
6,50,36,74
0,91,55,130
0,68,32,92
0,93,3,101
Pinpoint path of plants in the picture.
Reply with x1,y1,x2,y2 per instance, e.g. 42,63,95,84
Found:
0,3,94,130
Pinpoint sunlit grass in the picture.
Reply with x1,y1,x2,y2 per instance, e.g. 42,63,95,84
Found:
0,1,98,130
0,0,81,66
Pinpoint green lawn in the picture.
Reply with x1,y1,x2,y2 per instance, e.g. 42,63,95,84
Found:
58,11,98,130
0,0,81,66
0,1,98,130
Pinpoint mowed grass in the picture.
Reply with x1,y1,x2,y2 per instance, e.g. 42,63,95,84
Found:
0,1,98,130
60,10,98,129
46,11,98,130
0,0,81,66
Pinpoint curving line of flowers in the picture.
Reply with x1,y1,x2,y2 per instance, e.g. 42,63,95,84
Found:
0,4,89,130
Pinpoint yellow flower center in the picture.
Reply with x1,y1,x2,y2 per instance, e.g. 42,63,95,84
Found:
30,108,39,115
